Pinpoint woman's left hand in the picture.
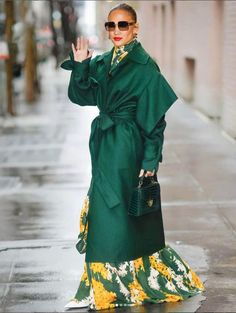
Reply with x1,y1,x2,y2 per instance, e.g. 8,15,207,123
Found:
139,169,156,177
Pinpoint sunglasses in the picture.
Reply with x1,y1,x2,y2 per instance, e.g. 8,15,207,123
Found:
105,21,135,31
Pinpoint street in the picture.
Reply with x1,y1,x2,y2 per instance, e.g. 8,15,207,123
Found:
0,57,236,312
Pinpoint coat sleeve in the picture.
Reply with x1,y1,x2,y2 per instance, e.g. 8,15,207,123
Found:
136,70,178,172
60,51,99,106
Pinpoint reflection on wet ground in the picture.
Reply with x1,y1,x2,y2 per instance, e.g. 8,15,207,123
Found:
0,240,206,313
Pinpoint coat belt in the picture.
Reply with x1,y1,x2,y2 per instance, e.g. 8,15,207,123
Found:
98,110,136,130
88,110,136,209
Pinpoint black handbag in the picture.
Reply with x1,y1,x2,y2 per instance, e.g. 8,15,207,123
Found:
128,170,161,216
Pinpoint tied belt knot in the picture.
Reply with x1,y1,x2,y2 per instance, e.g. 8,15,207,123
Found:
98,110,136,131
88,109,136,210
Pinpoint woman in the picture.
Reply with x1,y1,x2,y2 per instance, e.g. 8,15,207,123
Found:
61,3,205,311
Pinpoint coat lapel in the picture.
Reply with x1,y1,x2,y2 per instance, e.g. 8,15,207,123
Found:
94,42,150,112
96,48,114,76
95,42,150,78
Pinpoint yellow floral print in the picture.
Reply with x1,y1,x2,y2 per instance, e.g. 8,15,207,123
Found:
79,196,89,233
91,278,117,309
90,263,109,280
189,268,206,290
149,255,172,280
164,293,183,302
128,279,148,303
134,256,145,272
80,263,89,287
73,196,205,311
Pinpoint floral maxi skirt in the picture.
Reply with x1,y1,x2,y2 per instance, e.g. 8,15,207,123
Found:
72,196,205,311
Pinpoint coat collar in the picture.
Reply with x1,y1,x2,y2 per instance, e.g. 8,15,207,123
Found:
95,41,149,65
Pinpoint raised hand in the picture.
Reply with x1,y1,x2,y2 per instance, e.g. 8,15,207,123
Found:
71,36,94,63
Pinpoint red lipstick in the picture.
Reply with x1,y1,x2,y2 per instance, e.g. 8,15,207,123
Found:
114,37,122,41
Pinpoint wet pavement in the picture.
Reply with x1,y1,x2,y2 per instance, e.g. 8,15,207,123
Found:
0,57,236,312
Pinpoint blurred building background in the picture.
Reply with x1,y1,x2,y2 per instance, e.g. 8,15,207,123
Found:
137,1,236,139
0,0,236,139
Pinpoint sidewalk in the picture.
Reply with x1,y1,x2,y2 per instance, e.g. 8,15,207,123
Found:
0,57,236,312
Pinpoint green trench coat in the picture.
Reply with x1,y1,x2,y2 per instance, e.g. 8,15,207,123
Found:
61,41,178,263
